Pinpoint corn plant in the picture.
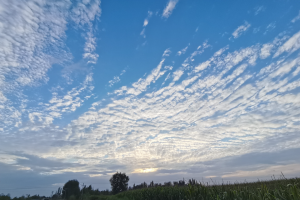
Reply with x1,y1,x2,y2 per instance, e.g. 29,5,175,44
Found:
112,178,300,200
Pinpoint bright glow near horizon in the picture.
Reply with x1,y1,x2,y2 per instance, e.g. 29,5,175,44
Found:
133,168,158,173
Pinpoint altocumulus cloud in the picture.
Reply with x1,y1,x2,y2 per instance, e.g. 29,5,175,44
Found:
3,28,300,183
0,0,101,130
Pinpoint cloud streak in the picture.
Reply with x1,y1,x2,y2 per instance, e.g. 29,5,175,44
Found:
140,11,153,38
291,11,300,23
232,21,251,39
162,0,179,18
109,70,126,87
177,45,189,56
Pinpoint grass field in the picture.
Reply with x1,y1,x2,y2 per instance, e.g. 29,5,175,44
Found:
2,176,299,200
93,177,300,200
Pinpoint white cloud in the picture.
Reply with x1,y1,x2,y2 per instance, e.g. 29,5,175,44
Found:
264,22,276,35
293,67,300,76
162,73,171,85
115,51,167,96
0,91,7,102
74,1,101,64
291,11,300,23
172,70,184,82
162,0,179,18
193,46,231,73
260,43,274,59
57,40,300,174
47,74,94,113
164,66,173,70
269,58,299,78
0,154,28,165
274,31,300,57
143,19,149,27
202,40,210,49
163,48,171,57
108,70,126,87
177,45,189,56
4,35,300,181
232,21,251,39
143,11,153,27
0,0,101,131
83,31,99,64
254,6,265,15
140,11,153,38
194,60,211,73
70,0,101,26
140,28,146,38
0,0,71,130
2,5,300,185
181,41,210,68
0,0,70,88
25,73,94,127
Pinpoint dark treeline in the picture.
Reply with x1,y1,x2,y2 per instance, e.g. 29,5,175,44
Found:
128,179,195,190
52,180,111,199
0,194,49,200
0,175,199,200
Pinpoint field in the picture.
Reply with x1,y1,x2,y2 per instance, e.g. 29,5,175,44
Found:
2,176,299,200
93,177,300,200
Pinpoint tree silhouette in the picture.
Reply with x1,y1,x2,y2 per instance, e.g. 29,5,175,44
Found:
109,172,129,194
52,187,62,199
62,180,80,199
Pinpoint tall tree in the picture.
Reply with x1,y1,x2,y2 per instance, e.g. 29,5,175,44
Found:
62,180,80,199
109,172,129,194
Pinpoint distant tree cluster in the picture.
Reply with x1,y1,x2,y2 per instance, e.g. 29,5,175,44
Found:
0,194,11,200
0,194,48,200
128,179,190,190
58,179,111,200
2,172,203,200
81,185,110,196
51,187,62,199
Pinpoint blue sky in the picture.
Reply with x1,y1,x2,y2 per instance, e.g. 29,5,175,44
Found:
1,0,300,197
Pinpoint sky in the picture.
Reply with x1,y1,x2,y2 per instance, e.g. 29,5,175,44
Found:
1,0,300,197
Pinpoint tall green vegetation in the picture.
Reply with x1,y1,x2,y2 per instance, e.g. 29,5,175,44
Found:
62,180,80,199
115,177,300,200
109,172,129,195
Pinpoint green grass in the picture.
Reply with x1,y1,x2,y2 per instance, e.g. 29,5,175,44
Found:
112,177,300,200
3,177,299,200
84,195,129,200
